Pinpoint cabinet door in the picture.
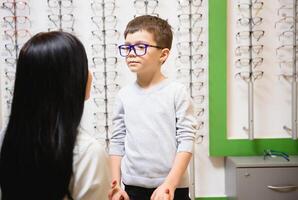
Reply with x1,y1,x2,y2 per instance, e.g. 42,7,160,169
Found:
237,167,298,200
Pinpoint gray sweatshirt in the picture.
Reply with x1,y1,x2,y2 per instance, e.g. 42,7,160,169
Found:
109,79,196,188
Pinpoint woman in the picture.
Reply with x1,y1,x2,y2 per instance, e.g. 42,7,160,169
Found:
0,31,110,200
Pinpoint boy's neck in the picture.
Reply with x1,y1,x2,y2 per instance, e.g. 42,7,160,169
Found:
136,71,166,89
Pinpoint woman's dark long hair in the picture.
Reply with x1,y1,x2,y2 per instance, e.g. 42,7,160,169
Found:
0,32,88,200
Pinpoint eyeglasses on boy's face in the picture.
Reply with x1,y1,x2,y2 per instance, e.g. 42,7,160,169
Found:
118,43,163,57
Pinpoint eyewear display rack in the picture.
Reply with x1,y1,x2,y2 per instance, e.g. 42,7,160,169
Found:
1,0,31,128
176,0,206,199
91,0,119,148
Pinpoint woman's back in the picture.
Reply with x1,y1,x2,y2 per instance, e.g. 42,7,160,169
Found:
0,31,109,200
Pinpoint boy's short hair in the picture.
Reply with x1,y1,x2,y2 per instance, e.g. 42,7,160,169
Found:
124,15,173,49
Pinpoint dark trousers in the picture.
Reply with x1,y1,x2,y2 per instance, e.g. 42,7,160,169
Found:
125,184,191,200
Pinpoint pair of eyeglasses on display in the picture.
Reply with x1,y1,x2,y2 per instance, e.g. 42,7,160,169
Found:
177,41,204,55
278,30,296,43
91,0,116,15
5,57,18,66
5,43,23,57
279,60,294,70
91,15,117,29
276,44,297,59
93,97,115,108
47,0,73,8
93,70,118,83
48,27,74,33
235,45,264,56
237,17,263,27
278,73,298,82
192,94,205,104
235,57,264,68
176,54,204,66
92,83,120,97
4,71,15,82
93,111,113,121
176,27,203,42
237,1,264,17
177,67,205,80
4,29,31,43
48,14,74,27
189,81,204,92
91,43,118,56
2,1,30,15
118,43,163,57
263,149,290,161
3,16,31,29
236,30,265,43
92,56,118,66
5,87,14,97
178,13,203,28
178,0,203,8
277,4,298,16
134,0,158,15
235,70,264,82
195,107,205,118
91,29,120,42
275,16,295,30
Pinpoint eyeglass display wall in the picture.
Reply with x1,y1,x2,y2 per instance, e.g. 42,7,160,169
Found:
228,0,298,140
209,0,298,158
0,0,227,198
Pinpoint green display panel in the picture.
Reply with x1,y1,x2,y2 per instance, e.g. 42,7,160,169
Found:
209,0,298,156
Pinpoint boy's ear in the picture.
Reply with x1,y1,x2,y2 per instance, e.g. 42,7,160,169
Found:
160,48,170,64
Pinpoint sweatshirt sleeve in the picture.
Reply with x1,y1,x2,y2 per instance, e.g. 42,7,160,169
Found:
109,94,126,156
175,85,197,153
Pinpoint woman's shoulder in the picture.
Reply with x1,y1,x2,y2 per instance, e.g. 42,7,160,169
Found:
74,126,108,157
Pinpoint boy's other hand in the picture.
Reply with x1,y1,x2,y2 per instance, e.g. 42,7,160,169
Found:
108,180,130,200
150,183,174,200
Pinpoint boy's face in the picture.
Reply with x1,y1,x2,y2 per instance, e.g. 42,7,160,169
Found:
124,30,167,75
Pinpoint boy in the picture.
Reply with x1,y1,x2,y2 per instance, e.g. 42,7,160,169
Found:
108,15,196,200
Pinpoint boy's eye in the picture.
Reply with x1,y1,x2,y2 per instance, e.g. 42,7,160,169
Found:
135,44,146,50
120,46,130,50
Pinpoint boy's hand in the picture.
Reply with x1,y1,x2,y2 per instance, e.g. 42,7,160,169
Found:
150,183,174,200
108,180,130,200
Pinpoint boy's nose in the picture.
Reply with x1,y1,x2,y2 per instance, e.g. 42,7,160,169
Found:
127,48,136,57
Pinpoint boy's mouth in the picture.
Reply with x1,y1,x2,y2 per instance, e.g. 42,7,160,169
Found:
128,60,140,64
